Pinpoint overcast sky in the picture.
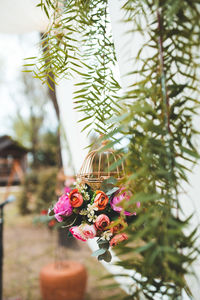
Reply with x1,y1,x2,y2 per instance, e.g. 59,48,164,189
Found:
0,32,57,137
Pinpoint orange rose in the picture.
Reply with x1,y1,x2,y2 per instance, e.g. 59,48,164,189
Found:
69,189,83,207
110,233,128,247
110,219,127,235
94,190,109,210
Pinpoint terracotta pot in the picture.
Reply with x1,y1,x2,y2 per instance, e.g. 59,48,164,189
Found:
40,261,87,300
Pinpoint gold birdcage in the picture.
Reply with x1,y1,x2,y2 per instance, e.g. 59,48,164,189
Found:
77,141,125,190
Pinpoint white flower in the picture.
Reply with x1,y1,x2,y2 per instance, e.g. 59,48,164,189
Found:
92,216,97,223
84,192,90,201
86,203,98,222
87,203,98,212
75,180,87,192
88,214,97,223
101,230,113,241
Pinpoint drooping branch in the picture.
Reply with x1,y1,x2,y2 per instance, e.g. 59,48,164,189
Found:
157,7,171,135
40,32,63,169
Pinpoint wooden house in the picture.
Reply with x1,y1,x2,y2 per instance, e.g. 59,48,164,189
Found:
0,135,28,186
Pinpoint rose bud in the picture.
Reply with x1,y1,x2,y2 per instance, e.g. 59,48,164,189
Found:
94,190,109,211
110,233,128,247
95,214,110,231
69,189,83,207
81,224,96,239
54,194,73,222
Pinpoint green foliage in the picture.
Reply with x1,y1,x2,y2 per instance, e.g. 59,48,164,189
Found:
30,0,200,298
18,171,38,215
18,167,58,214
108,0,200,298
35,167,58,212
24,0,81,85
10,71,59,168
95,239,112,263
34,131,59,167
73,0,121,134
25,0,121,134
10,72,47,157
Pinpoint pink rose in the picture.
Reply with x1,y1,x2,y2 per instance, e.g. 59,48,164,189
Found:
110,233,128,247
81,224,96,239
54,194,73,222
69,226,87,242
64,187,71,194
110,188,140,216
95,214,110,231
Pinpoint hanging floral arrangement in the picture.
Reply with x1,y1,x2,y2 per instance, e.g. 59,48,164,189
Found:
48,140,140,262
49,177,140,262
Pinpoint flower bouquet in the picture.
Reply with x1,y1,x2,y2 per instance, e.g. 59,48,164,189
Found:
49,177,140,262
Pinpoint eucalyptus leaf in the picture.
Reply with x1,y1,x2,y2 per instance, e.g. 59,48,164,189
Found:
92,248,107,257
97,240,110,250
98,250,112,263
106,187,119,196
100,177,118,192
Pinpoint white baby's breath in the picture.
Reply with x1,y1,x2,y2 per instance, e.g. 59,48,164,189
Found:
84,192,90,201
87,203,98,212
88,214,97,223
75,180,90,202
86,203,98,222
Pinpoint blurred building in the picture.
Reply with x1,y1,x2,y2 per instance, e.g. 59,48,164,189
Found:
0,135,28,186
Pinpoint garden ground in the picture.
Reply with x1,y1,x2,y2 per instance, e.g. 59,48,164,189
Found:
1,188,125,300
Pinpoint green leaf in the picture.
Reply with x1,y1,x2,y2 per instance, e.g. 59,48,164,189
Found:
134,241,155,254
180,146,200,159
100,177,118,193
98,250,112,262
43,5,50,18
92,248,107,257
106,187,119,196
97,239,110,250
102,177,117,186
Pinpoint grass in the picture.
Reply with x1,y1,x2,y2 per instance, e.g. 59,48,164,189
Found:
1,188,125,300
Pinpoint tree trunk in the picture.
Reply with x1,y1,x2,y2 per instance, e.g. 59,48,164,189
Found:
47,75,63,169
